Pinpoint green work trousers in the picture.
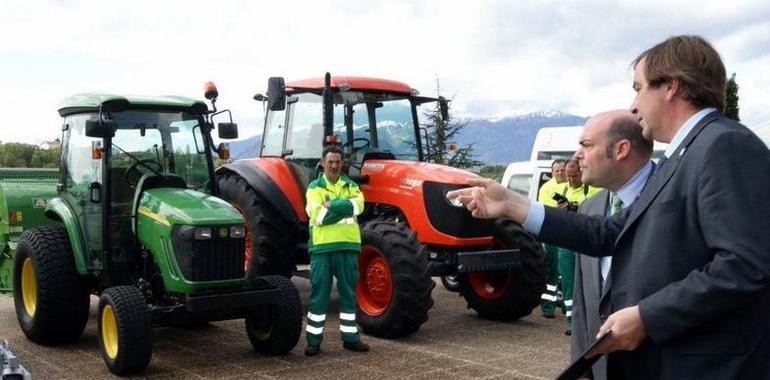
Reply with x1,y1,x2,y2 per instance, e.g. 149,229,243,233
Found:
306,250,361,346
540,244,560,315
557,247,575,328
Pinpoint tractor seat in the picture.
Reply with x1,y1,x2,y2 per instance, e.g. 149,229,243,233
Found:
348,148,395,177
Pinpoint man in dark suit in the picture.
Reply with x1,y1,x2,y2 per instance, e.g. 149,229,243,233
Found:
571,110,653,380
447,35,770,379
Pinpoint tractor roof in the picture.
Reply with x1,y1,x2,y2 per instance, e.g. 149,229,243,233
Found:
285,77,413,95
58,93,208,117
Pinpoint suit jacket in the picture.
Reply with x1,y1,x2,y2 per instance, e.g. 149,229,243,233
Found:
571,190,610,380
540,112,770,379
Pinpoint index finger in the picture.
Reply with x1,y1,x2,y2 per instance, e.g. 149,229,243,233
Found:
446,187,473,199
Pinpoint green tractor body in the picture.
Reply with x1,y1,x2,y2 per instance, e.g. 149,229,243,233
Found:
6,89,302,376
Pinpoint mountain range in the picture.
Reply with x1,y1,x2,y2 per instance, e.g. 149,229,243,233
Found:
229,110,588,165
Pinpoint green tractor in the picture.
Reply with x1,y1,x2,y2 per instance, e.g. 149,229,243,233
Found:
10,84,302,375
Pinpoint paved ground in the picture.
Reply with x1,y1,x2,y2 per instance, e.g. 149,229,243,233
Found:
0,278,571,379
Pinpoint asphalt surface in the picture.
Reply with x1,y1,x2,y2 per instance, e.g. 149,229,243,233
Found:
0,277,570,379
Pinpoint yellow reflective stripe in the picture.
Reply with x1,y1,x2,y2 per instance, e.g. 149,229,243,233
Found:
350,198,360,215
137,206,170,227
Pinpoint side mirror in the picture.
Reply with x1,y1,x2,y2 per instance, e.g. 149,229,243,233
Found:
439,96,449,121
218,122,238,139
267,77,286,111
85,119,116,138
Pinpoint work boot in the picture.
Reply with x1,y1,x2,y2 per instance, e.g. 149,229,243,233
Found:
343,341,370,352
305,345,320,356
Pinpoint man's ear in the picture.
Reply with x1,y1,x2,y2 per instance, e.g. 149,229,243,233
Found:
614,140,631,160
665,79,680,102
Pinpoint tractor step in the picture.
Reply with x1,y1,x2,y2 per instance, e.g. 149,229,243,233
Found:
456,248,521,273
1,340,32,379
185,288,281,313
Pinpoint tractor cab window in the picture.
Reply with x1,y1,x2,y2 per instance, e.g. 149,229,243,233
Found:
267,91,419,163
110,110,210,195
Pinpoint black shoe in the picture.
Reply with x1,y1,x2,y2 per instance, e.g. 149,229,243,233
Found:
343,341,370,352
565,329,572,336
305,345,320,356
543,313,555,319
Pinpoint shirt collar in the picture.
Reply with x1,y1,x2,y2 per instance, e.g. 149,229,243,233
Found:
663,107,716,158
612,160,653,208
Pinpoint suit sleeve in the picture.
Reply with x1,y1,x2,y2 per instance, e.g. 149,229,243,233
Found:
639,131,770,343
538,206,626,257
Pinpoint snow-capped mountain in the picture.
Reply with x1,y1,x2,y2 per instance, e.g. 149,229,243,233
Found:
229,110,588,165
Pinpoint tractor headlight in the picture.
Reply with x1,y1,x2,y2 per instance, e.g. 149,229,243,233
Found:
230,225,245,238
194,227,212,240
447,195,465,208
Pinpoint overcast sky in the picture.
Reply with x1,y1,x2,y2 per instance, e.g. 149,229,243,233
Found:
1,0,768,144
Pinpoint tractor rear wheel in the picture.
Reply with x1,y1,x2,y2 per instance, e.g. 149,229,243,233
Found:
13,226,90,344
245,275,302,355
356,221,434,338
459,218,545,321
98,286,152,375
217,173,297,278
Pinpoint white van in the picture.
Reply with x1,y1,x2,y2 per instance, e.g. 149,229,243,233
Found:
501,126,667,200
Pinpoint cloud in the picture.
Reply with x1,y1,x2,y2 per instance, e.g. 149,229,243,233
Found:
1,0,768,145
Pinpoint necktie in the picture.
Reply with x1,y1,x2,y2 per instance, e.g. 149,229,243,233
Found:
611,194,623,215
601,194,622,289
654,155,668,174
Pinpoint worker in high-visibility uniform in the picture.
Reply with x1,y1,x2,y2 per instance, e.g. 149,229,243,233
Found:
537,159,568,318
304,145,369,356
556,159,601,335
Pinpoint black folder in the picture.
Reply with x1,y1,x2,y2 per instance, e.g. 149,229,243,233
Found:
555,330,612,380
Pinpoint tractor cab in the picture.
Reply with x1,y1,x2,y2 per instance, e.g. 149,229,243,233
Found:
57,92,239,282
256,74,447,184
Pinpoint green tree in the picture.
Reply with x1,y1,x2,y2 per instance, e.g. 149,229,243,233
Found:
422,81,483,169
478,165,506,182
725,73,740,121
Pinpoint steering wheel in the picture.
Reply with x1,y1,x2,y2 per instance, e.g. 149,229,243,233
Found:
125,159,163,186
340,137,371,152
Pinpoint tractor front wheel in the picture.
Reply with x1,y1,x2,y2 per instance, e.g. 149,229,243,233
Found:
245,275,302,355
459,218,545,320
13,226,90,344
98,286,153,375
356,221,434,338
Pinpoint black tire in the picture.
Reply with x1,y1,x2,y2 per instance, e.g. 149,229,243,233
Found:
459,218,546,321
357,221,434,338
440,274,461,292
245,275,302,355
12,226,90,344
217,173,297,278
98,286,152,376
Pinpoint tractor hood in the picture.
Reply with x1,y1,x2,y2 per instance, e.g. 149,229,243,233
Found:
360,159,481,185
137,188,243,227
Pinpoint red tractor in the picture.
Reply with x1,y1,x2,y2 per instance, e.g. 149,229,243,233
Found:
216,74,545,338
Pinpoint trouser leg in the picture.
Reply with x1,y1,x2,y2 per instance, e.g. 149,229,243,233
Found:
540,244,560,315
307,253,332,346
334,250,361,343
557,247,575,327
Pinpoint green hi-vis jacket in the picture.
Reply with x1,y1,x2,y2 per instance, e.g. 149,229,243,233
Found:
305,173,365,254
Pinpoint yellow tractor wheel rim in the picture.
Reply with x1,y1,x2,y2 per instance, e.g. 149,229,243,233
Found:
101,305,119,359
21,258,37,317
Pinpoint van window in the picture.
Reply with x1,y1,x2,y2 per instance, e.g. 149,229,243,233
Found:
506,174,532,196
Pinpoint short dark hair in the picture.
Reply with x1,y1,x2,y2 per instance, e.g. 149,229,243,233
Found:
551,159,566,169
322,145,343,159
604,117,653,158
633,35,726,110
565,158,579,168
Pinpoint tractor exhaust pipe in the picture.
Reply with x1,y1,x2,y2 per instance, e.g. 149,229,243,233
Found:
322,72,334,144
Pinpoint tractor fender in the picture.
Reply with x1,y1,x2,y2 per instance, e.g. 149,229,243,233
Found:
216,159,305,224
44,198,89,275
